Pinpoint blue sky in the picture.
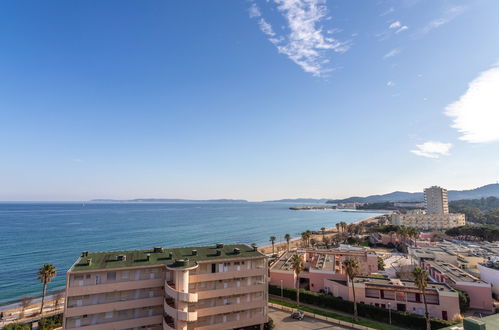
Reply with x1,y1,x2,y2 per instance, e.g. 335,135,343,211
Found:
1,0,498,201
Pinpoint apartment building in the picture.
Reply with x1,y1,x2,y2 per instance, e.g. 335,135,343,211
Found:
424,186,449,214
324,276,460,321
422,260,493,311
63,244,268,330
269,247,378,292
391,212,465,230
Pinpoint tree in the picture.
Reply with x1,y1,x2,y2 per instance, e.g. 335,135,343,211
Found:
456,289,470,313
270,236,276,255
413,266,430,330
37,264,57,314
290,254,304,306
377,256,385,271
335,223,340,233
20,296,32,319
284,234,291,251
343,258,360,320
321,227,326,241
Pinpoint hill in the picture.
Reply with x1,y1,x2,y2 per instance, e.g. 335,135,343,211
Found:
328,183,499,203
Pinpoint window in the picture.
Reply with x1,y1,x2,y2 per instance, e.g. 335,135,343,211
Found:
74,275,84,280
105,312,113,319
107,272,116,281
85,274,91,279
211,264,216,273
121,271,129,279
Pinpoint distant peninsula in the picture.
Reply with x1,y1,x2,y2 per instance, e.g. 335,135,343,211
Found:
90,198,248,203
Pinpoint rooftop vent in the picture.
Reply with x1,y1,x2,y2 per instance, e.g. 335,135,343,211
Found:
174,258,189,267
81,251,89,257
146,253,151,261
86,258,92,266
216,243,224,249
192,250,198,256
153,247,163,253
233,248,240,254
251,243,258,252
117,255,126,261
169,251,173,259
216,249,222,256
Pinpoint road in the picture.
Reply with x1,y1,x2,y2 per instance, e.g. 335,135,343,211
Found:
269,307,353,329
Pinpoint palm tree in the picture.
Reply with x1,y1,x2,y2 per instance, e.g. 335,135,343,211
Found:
343,258,360,320
335,223,340,233
270,236,277,255
321,227,326,241
413,266,431,330
341,222,347,233
290,254,304,306
38,264,56,314
301,232,308,247
284,234,291,251
54,290,64,310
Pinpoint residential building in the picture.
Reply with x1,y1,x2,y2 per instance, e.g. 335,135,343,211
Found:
391,212,465,230
477,257,499,296
424,186,449,214
421,260,493,311
394,202,425,209
269,246,378,292
63,244,268,330
324,276,460,321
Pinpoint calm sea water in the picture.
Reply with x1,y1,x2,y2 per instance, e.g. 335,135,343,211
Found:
0,202,383,304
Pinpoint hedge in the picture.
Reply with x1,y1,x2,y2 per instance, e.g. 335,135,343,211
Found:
269,285,455,329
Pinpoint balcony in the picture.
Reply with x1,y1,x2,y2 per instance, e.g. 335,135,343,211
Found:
197,284,265,300
67,278,164,296
66,315,162,330
165,280,198,302
65,296,163,317
163,298,198,322
189,268,265,283
196,299,266,317
195,314,267,330
163,315,176,330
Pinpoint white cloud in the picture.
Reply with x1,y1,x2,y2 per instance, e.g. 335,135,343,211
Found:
421,6,466,34
249,3,261,18
396,25,408,33
386,81,395,87
445,63,499,143
389,21,401,29
383,48,400,59
249,0,347,77
380,7,395,16
411,141,452,158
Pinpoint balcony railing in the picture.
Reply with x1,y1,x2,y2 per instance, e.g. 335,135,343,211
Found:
164,298,198,322
165,281,198,303
163,316,176,330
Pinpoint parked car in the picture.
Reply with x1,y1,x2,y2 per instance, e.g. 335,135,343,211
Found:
291,309,304,320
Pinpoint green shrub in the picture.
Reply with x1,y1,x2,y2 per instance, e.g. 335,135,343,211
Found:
269,285,455,329
2,324,31,330
37,313,63,329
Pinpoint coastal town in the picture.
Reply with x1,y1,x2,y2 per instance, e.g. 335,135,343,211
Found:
1,186,498,330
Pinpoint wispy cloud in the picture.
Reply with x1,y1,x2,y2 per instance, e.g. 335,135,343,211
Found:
389,21,408,34
445,63,499,143
386,81,395,87
380,7,395,17
249,0,348,77
383,48,400,59
411,141,452,158
420,6,466,34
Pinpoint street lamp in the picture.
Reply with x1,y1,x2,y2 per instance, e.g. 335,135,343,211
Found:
388,302,392,324
280,280,283,298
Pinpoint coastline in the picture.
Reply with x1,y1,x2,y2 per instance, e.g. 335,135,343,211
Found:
258,213,387,254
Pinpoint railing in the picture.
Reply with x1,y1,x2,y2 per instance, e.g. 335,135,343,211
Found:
163,298,198,322
165,281,198,302
163,316,176,330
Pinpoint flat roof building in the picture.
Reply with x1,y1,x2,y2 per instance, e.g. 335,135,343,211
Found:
424,186,449,214
63,244,267,330
391,212,465,230
324,276,460,321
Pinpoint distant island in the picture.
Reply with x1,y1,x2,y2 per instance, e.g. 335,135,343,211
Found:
90,198,248,203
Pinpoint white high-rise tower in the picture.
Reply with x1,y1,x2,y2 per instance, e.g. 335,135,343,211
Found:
424,186,449,214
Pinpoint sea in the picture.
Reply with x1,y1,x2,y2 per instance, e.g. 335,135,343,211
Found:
0,202,384,305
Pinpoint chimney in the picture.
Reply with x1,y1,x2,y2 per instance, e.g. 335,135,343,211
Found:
192,250,198,256
216,249,222,256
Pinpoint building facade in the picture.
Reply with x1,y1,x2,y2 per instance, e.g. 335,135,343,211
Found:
424,186,449,214
324,276,460,321
269,247,378,293
63,244,268,330
391,212,465,230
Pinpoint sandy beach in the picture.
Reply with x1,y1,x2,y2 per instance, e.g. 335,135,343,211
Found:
258,214,385,254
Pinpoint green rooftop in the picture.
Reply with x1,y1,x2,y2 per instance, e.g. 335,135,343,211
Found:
71,243,264,272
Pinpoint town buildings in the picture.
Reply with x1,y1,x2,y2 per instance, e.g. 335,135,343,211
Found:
63,244,268,330
391,211,465,230
477,257,499,296
269,246,378,293
424,186,449,214
324,276,460,321
421,260,493,311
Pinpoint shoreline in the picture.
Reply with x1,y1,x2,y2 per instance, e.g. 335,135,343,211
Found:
258,213,387,254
